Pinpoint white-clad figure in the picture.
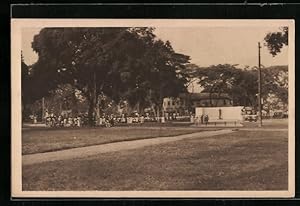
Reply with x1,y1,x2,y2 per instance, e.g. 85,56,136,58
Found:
68,117,73,127
77,116,81,127
127,117,132,124
33,115,37,124
63,118,67,127
140,115,145,124
190,115,194,123
44,110,49,122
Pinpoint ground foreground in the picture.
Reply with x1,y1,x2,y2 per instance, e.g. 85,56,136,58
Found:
22,129,288,191
22,126,217,155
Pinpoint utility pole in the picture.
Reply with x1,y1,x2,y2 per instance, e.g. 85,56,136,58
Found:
257,42,263,127
42,97,45,123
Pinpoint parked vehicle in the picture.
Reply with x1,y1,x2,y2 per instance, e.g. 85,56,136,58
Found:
273,111,288,118
242,107,257,122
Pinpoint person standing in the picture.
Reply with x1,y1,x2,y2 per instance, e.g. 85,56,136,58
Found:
204,115,209,125
44,110,49,123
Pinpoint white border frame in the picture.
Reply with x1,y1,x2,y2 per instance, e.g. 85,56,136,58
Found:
11,19,295,198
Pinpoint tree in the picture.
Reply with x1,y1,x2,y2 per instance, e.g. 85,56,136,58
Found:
264,27,288,56
118,37,190,119
187,63,288,114
21,52,29,104
29,27,190,125
30,28,148,125
46,84,88,115
21,52,32,120
134,39,190,119
231,69,258,107
261,65,288,114
187,64,257,106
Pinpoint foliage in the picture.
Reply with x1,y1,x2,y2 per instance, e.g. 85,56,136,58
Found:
188,64,288,112
21,52,32,120
24,27,190,124
261,66,288,113
187,64,257,106
264,27,288,56
21,52,30,104
122,39,190,116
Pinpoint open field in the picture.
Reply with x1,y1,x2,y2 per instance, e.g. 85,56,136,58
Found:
22,118,288,155
243,118,288,129
22,130,288,191
22,126,219,155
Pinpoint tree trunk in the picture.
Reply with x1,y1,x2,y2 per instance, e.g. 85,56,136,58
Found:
21,95,25,121
95,96,101,124
93,71,98,125
156,106,160,122
88,98,95,126
216,89,222,107
209,92,213,107
136,101,140,114
86,73,97,127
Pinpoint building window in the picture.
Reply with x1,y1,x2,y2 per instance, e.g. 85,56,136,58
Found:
168,101,170,106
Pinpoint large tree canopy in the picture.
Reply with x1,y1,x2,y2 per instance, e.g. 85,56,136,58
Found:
25,27,190,124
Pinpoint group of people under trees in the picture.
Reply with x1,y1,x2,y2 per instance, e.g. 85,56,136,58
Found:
42,109,211,128
43,111,148,128
45,111,86,128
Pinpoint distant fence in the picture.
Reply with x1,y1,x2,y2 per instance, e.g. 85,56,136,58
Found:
194,120,243,127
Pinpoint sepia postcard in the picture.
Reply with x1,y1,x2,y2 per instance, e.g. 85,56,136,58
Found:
11,19,295,198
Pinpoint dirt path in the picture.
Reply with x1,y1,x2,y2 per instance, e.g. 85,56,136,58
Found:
239,128,288,131
23,129,234,166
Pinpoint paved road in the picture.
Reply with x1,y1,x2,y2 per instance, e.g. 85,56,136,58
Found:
23,129,234,166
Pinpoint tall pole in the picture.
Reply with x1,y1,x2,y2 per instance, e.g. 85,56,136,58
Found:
258,42,262,127
42,97,45,123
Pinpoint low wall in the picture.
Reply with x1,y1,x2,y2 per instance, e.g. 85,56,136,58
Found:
195,106,244,121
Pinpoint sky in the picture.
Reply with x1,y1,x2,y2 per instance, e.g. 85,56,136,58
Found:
22,26,288,68
154,27,288,68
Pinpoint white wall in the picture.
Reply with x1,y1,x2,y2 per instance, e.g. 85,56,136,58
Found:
195,106,244,121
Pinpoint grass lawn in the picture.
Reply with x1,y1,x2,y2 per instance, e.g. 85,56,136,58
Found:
22,126,217,155
243,118,288,129
22,130,288,191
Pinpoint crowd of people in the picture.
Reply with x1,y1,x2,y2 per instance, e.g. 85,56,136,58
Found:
40,110,210,128
45,113,85,127
44,112,148,128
